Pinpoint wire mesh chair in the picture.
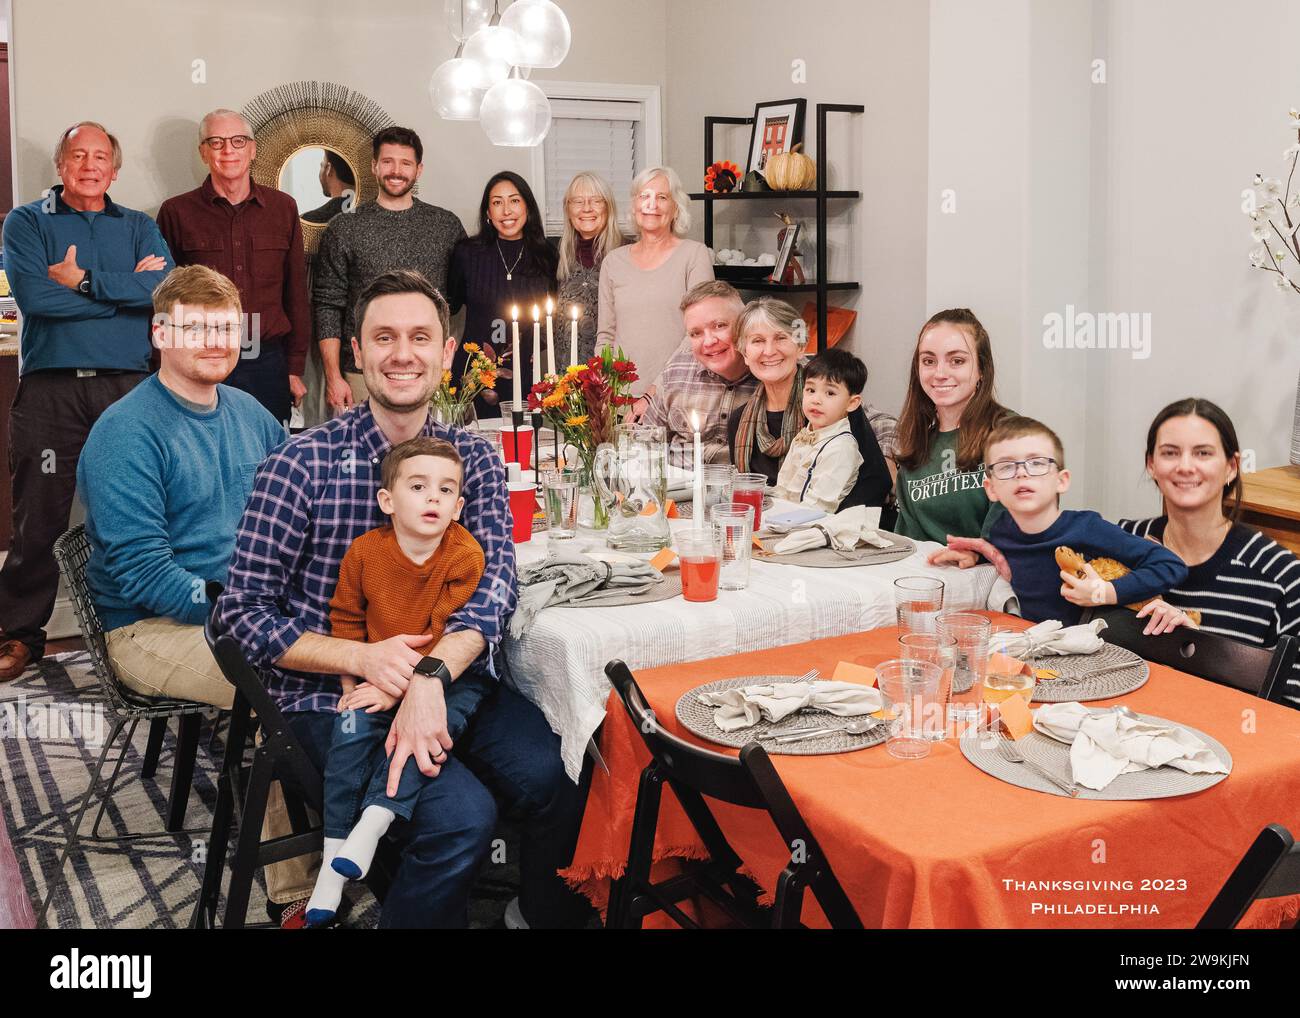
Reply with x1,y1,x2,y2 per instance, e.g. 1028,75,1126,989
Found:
40,524,215,925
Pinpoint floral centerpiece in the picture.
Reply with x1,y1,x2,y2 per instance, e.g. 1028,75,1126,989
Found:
1244,107,1300,463
528,347,639,529
430,342,502,428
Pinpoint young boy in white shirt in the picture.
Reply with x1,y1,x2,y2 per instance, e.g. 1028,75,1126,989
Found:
773,348,866,512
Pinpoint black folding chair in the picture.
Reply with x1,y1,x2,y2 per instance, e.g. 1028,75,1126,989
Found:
1198,824,1300,928
1089,607,1298,704
604,660,863,930
191,584,395,928
41,524,213,926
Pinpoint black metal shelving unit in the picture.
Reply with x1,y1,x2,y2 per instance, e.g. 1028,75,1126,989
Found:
692,102,864,351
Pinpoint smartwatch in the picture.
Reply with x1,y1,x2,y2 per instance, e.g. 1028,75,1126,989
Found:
77,270,93,295
414,655,453,692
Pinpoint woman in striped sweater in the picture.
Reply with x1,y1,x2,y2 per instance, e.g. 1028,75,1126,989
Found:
1119,398,1300,706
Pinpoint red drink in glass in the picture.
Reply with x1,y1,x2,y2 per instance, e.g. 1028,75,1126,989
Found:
732,488,763,531
680,556,720,602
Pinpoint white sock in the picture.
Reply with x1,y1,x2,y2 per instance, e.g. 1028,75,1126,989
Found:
332,805,395,880
304,837,347,927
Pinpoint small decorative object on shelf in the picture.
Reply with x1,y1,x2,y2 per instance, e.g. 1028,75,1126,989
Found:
746,98,807,176
740,169,770,192
704,160,740,193
1243,107,1300,463
430,341,502,429
527,348,639,530
771,212,805,285
765,142,817,191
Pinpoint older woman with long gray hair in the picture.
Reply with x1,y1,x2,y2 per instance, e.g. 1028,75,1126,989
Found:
596,165,713,391
557,171,622,365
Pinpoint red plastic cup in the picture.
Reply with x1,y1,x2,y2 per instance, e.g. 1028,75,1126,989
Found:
732,472,766,531
508,481,536,543
501,423,534,466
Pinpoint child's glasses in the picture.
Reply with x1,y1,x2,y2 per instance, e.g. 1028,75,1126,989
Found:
987,456,1058,480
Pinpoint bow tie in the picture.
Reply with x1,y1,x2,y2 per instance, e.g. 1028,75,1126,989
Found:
793,429,821,447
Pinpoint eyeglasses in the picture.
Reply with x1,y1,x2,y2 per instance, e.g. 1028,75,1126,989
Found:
166,322,243,344
988,456,1058,480
202,135,253,151
567,197,606,210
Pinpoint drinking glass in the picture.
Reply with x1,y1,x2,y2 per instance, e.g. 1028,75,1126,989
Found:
893,576,945,634
700,463,735,516
676,530,721,603
874,658,942,760
981,628,1036,711
541,468,580,540
710,502,755,591
898,632,957,741
936,611,992,729
732,472,767,531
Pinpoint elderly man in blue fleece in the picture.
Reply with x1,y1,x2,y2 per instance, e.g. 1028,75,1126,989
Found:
0,122,174,681
77,265,284,707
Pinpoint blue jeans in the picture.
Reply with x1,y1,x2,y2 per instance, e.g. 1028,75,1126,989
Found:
321,673,493,839
288,681,591,929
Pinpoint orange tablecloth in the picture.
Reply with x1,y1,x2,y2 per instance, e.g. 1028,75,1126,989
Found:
563,614,1300,928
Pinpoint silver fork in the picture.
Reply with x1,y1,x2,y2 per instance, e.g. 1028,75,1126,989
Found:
995,738,1080,797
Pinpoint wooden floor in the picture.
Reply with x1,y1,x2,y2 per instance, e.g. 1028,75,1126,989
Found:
0,636,85,928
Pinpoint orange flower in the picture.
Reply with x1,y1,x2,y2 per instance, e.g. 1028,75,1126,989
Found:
565,414,589,427
441,370,452,385
463,342,480,353
542,392,565,409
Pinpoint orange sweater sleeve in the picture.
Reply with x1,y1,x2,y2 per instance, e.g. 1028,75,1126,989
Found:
328,543,369,642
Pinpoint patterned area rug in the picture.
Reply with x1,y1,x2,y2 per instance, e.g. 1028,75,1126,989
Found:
0,652,518,928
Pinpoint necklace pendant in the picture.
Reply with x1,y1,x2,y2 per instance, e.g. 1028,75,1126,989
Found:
507,272,512,281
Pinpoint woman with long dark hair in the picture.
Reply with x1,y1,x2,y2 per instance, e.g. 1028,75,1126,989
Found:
448,170,557,414
1118,399,1300,705
894,308,1013,545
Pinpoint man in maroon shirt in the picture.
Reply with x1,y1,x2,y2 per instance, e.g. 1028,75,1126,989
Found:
157,108,309,425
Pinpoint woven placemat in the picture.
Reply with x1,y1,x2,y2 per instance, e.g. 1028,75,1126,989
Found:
752,531,915,569
550,572,683,608
676,675,888,755
958,714,1232,800
1028,643,1149,702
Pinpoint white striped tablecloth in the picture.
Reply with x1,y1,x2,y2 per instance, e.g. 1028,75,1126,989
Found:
503,516,1008,781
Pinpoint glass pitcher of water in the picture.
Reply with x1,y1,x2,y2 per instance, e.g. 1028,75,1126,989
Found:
593,424,672,552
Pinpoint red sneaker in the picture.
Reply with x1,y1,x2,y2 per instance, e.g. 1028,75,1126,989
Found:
277,897,310,929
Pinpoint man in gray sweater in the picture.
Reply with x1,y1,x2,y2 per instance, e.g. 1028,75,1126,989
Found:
314,126,465,413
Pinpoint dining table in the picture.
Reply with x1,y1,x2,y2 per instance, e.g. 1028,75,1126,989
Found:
503,512,1010,780
561,613,1300,928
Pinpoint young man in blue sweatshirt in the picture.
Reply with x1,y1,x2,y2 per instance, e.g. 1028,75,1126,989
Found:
0,122,174,680
78,265,284,707
934,416,1186,624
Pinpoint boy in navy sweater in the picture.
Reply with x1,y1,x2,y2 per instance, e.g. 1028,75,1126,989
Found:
934,416,1186,624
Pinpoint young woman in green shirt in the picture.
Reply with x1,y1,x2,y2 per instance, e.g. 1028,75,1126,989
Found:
893,308,1013,549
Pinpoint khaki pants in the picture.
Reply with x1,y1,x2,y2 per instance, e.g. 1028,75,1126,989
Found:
261,752,319,905
105,618,234,710
345,371,368,406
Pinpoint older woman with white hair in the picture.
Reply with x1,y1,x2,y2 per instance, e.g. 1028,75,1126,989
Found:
596,166,713,389
557,172,622,365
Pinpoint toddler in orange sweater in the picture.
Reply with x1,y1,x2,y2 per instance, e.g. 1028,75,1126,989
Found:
306,436,485,926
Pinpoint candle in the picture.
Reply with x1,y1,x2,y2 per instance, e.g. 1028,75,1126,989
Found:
545,297,556,376
531,304,542,387
570,305,580,366
511,305,521,411
690,409,704,532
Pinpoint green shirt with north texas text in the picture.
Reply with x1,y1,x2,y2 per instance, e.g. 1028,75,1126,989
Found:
894,428,1002,545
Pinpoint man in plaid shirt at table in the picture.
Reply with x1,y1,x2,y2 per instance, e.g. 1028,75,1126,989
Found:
218,269,589,929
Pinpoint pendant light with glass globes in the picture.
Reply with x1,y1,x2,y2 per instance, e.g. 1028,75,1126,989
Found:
431,0,572,146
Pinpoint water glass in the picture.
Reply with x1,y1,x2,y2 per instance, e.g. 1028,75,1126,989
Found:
700,463,735,515
897,632,957,741
893,576,945,634
710,502,754,591
938,612,993,733
874,658,942,760
541,468,580,540
676,530,721,603
732,472,767,531
982,628,1036,710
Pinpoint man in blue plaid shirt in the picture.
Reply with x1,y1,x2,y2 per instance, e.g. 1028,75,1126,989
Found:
219,269,588,928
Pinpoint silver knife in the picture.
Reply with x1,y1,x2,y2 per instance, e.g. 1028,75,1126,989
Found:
586,736,610,775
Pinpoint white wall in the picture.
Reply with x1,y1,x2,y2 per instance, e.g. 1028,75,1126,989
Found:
663,0,930,417
9,0,668,225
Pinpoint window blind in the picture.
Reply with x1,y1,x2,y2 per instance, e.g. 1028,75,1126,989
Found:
542,99,640,231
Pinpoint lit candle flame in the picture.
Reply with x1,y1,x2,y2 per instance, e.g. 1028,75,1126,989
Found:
532,304,541,321
511,305,519,321
546,297,554,315
571,305,580,320
689,409,701,433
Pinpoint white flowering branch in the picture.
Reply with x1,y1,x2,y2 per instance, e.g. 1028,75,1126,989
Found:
1246,108,1300,295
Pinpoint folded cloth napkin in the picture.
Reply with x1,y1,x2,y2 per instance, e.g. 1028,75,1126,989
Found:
698,679,884,732
510,550,664,636
999,618,1108,658
1033,701,1229,791
771,505,894,555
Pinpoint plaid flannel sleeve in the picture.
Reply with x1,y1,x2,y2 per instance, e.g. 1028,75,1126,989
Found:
217,447,315,672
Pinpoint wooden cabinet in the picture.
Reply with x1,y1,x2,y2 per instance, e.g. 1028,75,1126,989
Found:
1240,465,1300,556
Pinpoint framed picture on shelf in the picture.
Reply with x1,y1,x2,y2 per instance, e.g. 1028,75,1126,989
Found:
770,222,803,284
746,98,807,176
